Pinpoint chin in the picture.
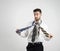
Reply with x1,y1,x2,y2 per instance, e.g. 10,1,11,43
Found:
35,18,39,21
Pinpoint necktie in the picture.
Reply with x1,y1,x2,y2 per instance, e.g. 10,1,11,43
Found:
31,24,37,42
40,26,49,37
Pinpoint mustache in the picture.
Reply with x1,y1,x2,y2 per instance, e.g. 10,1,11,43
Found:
35,17,40,21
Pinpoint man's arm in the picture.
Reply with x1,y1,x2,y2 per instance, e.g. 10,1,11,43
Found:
16,21,34,38
40,21,53,41
40,26,53,39
16,28,28,38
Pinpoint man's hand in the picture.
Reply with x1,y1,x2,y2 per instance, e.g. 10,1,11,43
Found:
45,34,53,39
16,29,21,35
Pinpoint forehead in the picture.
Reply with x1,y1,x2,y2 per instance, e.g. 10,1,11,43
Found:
34,11,40,14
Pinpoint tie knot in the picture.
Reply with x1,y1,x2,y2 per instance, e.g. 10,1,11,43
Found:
35,22,39,25
35,22,40,27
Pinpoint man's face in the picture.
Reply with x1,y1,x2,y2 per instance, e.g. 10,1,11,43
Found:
34,11,42,21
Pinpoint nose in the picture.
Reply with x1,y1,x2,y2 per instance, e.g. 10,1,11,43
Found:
35,15,38,17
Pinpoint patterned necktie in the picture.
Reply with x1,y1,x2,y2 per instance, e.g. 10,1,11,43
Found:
40,26,49,37
31,24,37,42
31,21,49,42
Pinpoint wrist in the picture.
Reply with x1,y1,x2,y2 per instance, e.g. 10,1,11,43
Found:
16,29,21,35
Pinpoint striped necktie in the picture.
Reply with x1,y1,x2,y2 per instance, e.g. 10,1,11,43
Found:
40,26,49,37
31,24,37,42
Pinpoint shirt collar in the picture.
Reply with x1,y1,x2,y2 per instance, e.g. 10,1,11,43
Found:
33,19,42,26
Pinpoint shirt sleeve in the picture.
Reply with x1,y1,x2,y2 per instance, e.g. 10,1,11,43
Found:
16,22,32,38
19,29,29,38
40,20,51,41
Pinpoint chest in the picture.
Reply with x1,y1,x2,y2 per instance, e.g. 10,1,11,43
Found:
28,25,42,37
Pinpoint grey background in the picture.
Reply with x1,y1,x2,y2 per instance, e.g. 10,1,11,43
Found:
0,0,60,51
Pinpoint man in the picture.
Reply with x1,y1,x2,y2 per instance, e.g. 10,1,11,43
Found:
16,8,53,51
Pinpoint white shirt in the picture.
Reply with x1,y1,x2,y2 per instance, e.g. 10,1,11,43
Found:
18,20,51,43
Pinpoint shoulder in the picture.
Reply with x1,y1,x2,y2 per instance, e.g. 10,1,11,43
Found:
40,20,48,30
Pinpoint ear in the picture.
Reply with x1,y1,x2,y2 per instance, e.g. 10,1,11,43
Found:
40,13,42,16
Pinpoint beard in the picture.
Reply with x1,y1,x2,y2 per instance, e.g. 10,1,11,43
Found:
35,17,40,21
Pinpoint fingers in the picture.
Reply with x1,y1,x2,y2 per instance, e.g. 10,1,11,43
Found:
49,34,53,38
16,29,20,34
45,34,53,39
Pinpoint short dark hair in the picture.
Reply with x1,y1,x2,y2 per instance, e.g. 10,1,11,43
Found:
33,8,42,13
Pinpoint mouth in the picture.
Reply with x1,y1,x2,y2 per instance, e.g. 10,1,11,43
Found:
35,18,39,21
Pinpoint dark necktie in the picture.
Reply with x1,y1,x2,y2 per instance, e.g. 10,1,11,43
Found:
31,24,37,42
